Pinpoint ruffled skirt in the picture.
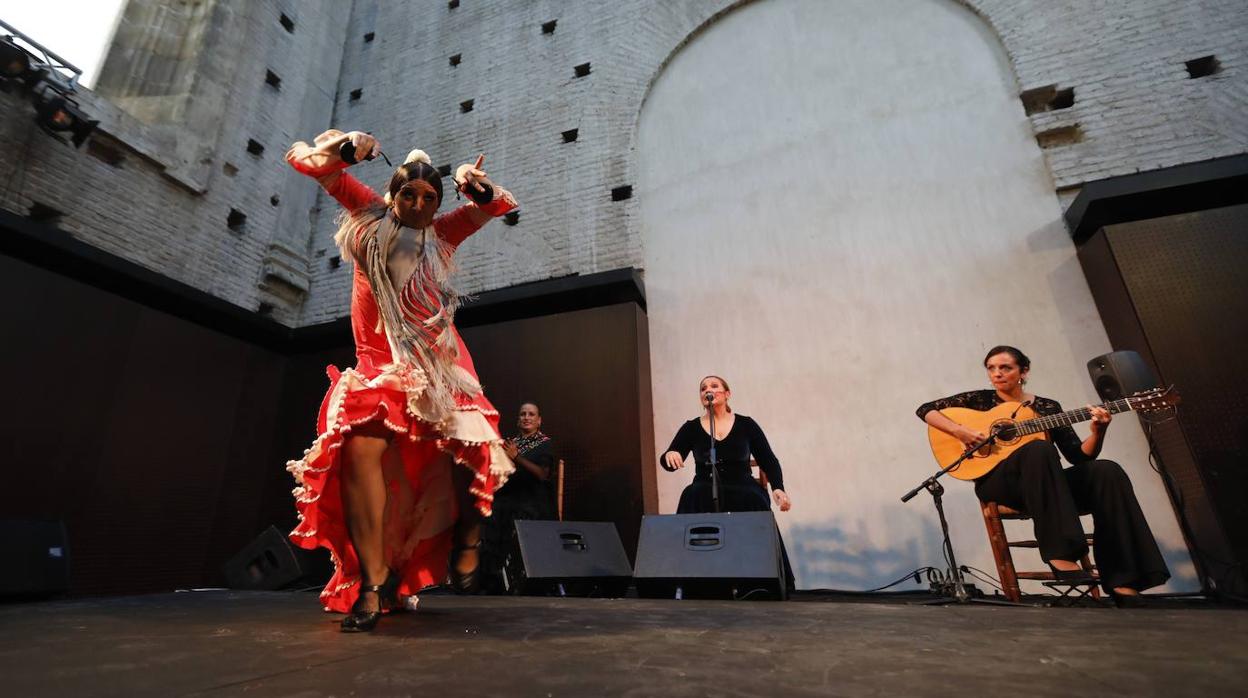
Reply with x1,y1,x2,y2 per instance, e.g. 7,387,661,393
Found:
285,363,511,612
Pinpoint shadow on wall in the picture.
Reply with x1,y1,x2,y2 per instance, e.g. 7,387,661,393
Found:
791,519,1199,593
1161,543,1202,591
787,512,947,592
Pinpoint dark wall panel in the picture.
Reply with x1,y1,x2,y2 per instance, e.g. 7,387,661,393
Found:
264,344,356,536
1,241,653,595
1079,203,1248,593
461,303,657,559
0,254,287,596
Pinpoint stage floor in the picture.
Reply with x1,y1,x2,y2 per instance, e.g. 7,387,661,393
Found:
3,590,1246,696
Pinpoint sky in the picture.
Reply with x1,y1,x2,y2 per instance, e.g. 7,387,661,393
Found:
0,0,127,87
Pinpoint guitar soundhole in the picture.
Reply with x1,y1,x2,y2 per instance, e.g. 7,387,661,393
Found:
992,420,1019,443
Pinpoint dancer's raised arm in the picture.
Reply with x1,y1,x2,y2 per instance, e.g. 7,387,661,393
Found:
286,129,383,212
436,154,519,247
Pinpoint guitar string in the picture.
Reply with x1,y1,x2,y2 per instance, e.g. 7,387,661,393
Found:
1012,397,1134,436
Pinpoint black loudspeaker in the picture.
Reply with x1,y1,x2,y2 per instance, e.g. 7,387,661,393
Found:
1087,350,1160,400
634,512,786,600
0,520,70,597
222,525,329,591
506,520,633,597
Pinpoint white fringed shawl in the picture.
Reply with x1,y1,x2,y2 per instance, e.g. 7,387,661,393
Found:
333,203,480,428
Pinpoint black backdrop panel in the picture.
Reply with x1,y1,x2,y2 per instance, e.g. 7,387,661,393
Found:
0,242,654,595
460,302,656,560
0,253,288,596
1078,203,1248,593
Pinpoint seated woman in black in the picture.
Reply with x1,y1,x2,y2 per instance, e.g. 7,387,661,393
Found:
916,345,1169,605
479,402,557,593
661,375,791,514
661,375,794,591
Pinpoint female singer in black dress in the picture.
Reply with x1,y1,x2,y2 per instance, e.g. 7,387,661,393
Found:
916,345,1169,605
661,375,794,590
661,375,792,514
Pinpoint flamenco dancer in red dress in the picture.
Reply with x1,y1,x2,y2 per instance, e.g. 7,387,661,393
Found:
284,129,517,632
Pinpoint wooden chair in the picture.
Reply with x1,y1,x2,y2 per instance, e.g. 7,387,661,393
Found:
749,457,770,489
981,501,1100,603
555,459,565,521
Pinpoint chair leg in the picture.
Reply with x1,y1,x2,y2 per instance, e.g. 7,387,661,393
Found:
981,501,1021,603
1079,553,1101,600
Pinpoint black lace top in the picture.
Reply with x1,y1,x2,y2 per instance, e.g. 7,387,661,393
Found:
661,414,785,490
915,390,1089,465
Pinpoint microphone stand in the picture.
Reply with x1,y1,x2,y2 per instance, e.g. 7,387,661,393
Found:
706,394,722,513
900,432,1020,606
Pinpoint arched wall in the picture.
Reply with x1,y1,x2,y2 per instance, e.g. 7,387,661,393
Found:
637,0,1195,591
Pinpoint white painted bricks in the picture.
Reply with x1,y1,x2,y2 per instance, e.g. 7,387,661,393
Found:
0,0,1242,326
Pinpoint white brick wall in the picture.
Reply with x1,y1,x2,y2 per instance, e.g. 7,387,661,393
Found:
1,0,1243,325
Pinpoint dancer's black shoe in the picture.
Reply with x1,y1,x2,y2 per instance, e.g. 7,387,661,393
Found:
450,540,482,595
341,570,400,632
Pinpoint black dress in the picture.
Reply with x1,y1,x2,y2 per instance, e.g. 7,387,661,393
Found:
480,434,557,593
916,390,1170,592
661,414,785,513
661,414,795,590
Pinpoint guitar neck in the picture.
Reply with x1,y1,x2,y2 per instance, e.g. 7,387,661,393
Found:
1014,397,1134,436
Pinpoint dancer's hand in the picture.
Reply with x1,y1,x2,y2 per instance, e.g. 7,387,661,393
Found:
502,440,519,460
663,451,685,470
772,489,791,512
455,154,493,193
346,131,381,162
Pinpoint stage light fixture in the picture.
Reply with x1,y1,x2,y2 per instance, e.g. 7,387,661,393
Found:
35,94,98,147
0,35,32,79
2,20,97,148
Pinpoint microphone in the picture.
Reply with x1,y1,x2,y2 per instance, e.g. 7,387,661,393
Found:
1009,399,1034,419
703,391,715,405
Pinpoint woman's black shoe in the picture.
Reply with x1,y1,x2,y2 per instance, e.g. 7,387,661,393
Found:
1111,591,1147,608
341,570,400,632
450,540,482,595
341,587,384,633
379,568,403,613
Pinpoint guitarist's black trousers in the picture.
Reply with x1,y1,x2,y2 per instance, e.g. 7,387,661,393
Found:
974,440,1170,593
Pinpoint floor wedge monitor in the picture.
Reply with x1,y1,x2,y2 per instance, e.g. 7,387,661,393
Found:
507,520,633,597
634,511,786,600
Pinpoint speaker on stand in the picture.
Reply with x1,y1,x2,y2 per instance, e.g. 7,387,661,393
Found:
1086,350,1231,596
1087,350,1160,400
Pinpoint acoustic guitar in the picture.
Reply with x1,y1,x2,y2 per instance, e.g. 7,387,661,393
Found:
927,386,1180,481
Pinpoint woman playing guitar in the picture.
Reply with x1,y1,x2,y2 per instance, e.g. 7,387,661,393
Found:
916,345,1170,606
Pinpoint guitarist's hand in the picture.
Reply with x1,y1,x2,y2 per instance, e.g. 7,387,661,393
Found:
955,426,989,449
1088,405,1112,434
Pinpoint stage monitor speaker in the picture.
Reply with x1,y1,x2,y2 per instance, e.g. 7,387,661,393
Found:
222,525,329,591
1087,350,1160,401
506,520,633,597
0,520,70,597
634,511,786,600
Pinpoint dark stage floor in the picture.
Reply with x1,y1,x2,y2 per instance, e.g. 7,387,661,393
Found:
3,590,1246,697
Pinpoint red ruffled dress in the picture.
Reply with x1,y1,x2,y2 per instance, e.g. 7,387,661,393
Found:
284,149,518,612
